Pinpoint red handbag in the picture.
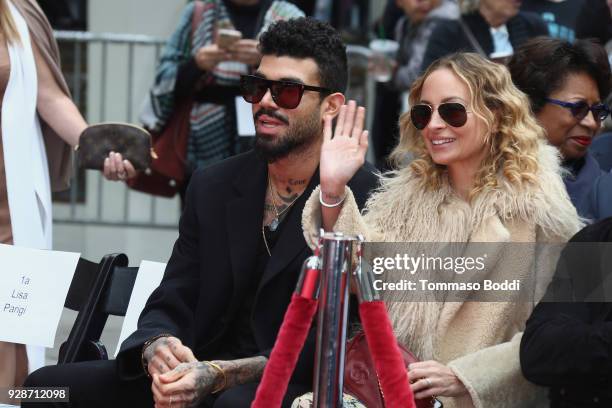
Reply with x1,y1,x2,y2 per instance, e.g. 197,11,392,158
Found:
127,1,204,197
127,98,191,197
344,332,438,408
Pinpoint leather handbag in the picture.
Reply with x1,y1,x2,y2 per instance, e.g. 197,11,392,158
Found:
126,97,192,197
77,123,156,171
126,0,204,197
344,332,439,408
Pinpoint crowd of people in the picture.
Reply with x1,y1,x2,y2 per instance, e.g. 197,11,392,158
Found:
370,0,612,169
0,0,611,407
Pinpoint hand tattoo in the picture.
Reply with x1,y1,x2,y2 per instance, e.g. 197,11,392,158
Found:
144,336,169,364
184,362,221,408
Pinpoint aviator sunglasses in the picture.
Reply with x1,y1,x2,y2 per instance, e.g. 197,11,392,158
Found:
240,74,331,109
410,102,471,130
545,98,610,122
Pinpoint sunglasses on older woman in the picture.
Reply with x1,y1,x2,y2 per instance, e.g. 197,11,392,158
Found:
240,75,331,109
410,102,471,130
545,98,610,122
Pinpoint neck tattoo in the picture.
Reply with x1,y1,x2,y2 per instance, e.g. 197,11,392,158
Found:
267,176,301,232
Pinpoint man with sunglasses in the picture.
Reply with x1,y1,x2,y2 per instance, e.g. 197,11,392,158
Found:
23,17,377,408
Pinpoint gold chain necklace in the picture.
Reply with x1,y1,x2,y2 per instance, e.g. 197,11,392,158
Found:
266,176,301,232
262,176,303,256
262,226,272,257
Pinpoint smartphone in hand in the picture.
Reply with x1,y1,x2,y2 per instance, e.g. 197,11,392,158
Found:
216,28,242,49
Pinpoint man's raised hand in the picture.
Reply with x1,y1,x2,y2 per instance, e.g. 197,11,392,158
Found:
319,100,368,200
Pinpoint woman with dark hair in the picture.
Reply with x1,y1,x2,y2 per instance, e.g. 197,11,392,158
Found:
508,37,611,218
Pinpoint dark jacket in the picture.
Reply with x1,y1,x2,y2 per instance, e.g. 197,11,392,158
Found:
521,218,612,407
585,171,612,221
576,0,612,45
116,150,378,385
564,152,604,219
421,10,548,71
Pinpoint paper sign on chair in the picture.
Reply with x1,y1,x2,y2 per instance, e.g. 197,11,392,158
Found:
0,244,80,347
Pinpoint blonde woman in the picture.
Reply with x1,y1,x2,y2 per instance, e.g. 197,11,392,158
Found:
302,53,582,407
0,0,132,394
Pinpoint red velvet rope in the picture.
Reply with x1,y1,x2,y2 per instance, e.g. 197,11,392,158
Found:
251,294,318,408
360,301,416,408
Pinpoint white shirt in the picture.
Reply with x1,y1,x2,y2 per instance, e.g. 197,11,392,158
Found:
489,24,514,59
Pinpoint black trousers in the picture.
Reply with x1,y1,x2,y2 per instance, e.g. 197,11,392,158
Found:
23,360,309,408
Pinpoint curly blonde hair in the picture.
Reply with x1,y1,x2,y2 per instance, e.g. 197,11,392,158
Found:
390,52,544,199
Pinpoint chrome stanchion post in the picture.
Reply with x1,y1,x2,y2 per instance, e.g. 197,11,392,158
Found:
312,231,360,408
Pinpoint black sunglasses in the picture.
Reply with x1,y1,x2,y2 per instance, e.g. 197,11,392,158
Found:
410,102,471,130
545,98,610,122
240,75,331,109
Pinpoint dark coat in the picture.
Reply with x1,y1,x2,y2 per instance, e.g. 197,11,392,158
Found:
576,0,612,45
116,150,378,385
564,152,604,219
585,171,612,221
520,218,612,407
421,10,548,71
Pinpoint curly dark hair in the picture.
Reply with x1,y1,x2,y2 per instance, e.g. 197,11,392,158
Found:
508,37,611,113
259,17,348,94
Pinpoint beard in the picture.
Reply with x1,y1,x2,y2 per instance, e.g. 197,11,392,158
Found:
254,108,321,163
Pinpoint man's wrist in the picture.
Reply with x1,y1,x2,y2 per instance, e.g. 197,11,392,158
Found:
320,186,346,207
212,357,267,389
320,184,346,202
204,361,227,393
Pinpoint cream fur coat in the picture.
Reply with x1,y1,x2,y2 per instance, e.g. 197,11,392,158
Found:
302,142,582,408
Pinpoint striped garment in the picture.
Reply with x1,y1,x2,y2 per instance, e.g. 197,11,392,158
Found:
140,0,304,169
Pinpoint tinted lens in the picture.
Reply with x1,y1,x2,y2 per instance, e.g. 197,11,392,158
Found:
569,101,589,120
240,76,267,103
410,104,433,130
438,103,468,127
592,104,610,122
271,82,303,109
